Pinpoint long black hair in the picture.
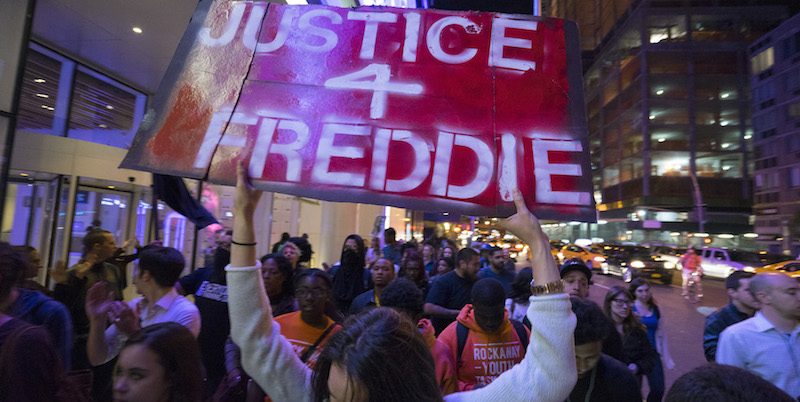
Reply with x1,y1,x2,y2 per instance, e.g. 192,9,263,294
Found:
311,308,442,402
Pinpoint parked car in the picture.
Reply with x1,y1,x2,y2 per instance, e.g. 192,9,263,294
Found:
754,260,800,279
601,245,672,284
696,248,765,279
558,244,606,270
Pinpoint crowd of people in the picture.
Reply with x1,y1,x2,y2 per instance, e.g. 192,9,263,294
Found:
0,161,798,401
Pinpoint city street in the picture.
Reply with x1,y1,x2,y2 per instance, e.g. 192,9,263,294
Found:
586,270,730,397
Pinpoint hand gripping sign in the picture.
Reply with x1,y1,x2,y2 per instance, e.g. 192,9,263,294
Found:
120,0,595,220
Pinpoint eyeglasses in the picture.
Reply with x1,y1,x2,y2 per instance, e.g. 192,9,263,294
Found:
296,288,327,299
612,298,632,306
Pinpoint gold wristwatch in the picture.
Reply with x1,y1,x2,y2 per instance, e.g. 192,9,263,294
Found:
530,279,566,296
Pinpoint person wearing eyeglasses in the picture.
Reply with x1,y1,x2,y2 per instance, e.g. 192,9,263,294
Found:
603,286,658,393
275,269,341,369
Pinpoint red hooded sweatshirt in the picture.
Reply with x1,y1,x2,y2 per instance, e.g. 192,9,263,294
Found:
418,318,458,395
437,304,530,391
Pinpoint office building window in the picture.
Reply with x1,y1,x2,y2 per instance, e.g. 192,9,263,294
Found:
790,167,800,187
14,42,146,149
781,30,800,60
67,67,146,149
651,151,690,177
752,83,775,105
750,47,774,75
787,101,800,119
696,153,743,178
15,45,74,136
647,14,687,43
691,15,738,42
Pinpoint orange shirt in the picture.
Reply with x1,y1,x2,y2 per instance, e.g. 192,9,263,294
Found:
274,311,340,369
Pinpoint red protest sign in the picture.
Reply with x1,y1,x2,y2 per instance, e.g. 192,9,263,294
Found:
121,0,594,220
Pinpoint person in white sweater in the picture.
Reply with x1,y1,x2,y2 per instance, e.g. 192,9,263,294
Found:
226,161,577,402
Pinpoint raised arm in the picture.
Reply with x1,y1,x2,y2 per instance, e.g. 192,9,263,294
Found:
445,189,576,402
226,161,312,402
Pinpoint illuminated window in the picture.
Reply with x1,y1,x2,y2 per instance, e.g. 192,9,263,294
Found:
750,47,774,75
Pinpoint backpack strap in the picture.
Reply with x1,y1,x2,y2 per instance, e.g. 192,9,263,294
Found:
510,319,529,351
456,322,468,367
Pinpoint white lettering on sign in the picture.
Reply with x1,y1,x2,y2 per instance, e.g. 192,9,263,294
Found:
199,2,247,47
242,3,268,51
194,110,256,168
324,64,423,119
529,137,592,205
429,132,493,199
402,13,421,63
426,16,480,65
200,4,542,74
193,110,586,207
249,119,310,181
347,11,398,60
312,123,371,186
297,9,343,52
498,133,518,201
489,17,538,71
255,7,297,53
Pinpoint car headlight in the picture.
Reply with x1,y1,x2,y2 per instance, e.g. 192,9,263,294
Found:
558,252,564,259
744,266,755,272
665,262,675,269
630,261,645,268
594,256,605,262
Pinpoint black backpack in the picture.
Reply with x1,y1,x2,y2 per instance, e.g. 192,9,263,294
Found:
455,319,529,366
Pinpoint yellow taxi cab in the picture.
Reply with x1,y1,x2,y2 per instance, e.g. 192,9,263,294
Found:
753,260,800,279
558,244,606,270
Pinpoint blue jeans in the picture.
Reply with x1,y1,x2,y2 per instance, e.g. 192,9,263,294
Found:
646,355,665,402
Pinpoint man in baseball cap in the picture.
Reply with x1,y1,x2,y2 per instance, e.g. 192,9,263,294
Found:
561,258,592,299
561,258,624,360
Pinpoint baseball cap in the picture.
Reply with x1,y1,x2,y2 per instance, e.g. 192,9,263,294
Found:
560,258,592,281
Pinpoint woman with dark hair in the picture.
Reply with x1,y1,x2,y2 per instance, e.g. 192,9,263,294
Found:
261,253,298,316
439,244,456,261
603,286,658,391
227,162,577,402
331,234,367,314
505,267,533,325
313,308,442,401
399,249,430,299
275,269,341,368
630,278,674,402
113,322,205,402
431,257,455,277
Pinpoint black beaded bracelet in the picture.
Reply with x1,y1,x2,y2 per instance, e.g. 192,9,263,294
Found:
231,240,257,246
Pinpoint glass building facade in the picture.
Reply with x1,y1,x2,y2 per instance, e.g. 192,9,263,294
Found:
749,12,800,255
549,0,792,246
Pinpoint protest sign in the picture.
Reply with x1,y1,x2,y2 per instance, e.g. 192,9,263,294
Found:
121,0,594,220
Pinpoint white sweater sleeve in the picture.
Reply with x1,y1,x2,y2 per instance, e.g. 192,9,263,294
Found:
444,294,577,402
226,263,313,402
